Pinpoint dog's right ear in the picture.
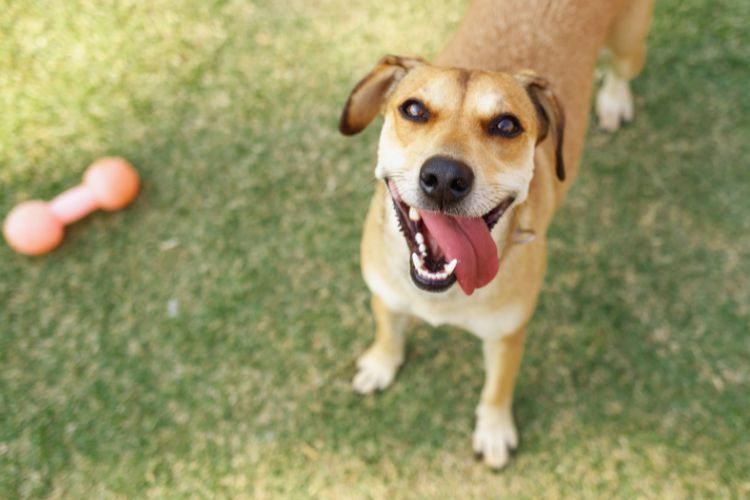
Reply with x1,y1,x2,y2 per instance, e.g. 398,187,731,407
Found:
339,55,425,136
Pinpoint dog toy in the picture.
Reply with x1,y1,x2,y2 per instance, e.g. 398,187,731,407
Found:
3,157,140,255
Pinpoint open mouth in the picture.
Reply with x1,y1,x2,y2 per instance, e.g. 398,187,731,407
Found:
387,180,515,295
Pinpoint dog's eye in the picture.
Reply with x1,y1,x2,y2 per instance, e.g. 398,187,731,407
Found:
400,99,430,123
489,114,523,138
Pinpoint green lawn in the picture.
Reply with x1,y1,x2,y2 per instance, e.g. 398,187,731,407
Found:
1,0,748,497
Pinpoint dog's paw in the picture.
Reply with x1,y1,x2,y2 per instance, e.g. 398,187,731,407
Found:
472,404,518,470
352,347,403,395
596,72,634,132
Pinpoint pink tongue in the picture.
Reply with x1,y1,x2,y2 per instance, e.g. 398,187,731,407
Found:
419,211,499,295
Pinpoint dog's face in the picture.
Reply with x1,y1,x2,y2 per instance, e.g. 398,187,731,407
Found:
341,56,564,296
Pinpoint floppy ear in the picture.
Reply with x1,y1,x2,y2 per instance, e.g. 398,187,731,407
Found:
515,70,566,181
339,55,425,136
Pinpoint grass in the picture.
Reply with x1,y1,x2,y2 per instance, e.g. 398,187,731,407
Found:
1,0,748,497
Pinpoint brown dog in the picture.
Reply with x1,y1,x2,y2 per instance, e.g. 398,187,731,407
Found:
339,0,654,469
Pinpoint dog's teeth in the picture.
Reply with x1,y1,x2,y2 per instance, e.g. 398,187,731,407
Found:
415,232,424,244
412,252,421,269
418,243,427,253
412,252,457,282
445,259,458,274
409,207,421,221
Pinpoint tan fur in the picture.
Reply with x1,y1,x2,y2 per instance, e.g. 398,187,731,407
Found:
341,0,654,469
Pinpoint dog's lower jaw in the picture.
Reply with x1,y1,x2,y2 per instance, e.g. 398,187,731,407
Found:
378,193,519,301
386,180,516,295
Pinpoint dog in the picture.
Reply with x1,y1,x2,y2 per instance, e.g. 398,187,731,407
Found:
339,0,654,469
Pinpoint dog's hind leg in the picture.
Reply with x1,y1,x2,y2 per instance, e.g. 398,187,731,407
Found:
472,327,526,470
596,0,655,132
352,295,408,394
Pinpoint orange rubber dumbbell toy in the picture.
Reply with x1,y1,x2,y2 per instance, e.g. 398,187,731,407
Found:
3,157,140,255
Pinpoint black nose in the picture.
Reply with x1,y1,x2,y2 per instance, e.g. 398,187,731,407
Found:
419,156,474,206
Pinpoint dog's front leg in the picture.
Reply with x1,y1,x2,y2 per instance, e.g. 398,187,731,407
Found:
352,294,408,394
473,328,526,469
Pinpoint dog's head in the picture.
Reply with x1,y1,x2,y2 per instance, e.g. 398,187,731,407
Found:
340,55,565,295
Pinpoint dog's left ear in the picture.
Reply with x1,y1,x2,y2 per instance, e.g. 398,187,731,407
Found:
339,55,426,136
515,70,566,181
